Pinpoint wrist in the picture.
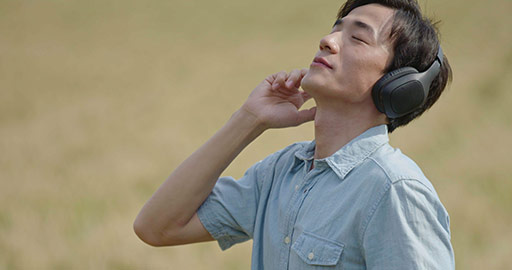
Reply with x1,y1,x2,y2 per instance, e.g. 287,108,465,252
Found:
230,108,267,138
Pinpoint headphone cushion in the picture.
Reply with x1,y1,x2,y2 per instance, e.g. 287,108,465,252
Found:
373,67,418,92
372,67,419,113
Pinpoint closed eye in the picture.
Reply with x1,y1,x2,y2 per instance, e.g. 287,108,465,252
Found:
352,36,367,44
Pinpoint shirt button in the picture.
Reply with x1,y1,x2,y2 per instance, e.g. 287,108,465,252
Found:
308,252,315,260
284,236,291,244
295,185,299,191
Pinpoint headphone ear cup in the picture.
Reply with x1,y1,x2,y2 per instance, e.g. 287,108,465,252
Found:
372,67,418,115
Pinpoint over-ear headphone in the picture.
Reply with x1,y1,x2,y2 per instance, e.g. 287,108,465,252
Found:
372,46,444,119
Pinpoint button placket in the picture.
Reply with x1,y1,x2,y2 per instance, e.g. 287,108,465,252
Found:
281,160,321,268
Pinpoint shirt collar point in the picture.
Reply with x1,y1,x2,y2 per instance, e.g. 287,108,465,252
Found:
325,125,389,180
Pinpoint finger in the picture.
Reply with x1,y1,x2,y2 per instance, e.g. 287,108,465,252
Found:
285,69,302,89
295,68,309,88
294,107,317,126
264,74,275,85
301,91,312,102
272,71,288,90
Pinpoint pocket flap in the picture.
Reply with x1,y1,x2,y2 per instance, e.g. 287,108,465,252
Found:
291,231,344,266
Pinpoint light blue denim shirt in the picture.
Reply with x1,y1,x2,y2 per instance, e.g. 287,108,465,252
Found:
197,125,454,269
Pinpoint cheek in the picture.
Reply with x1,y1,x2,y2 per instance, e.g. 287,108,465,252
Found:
335,56,370,90
333,54,386,101
351,53,388,90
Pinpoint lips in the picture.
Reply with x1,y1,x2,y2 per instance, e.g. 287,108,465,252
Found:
312,57,333,69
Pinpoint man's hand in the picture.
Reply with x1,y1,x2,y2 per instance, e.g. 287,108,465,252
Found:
240,69,316,129
134,69,316,247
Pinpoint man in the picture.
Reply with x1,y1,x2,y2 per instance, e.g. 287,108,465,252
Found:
134,0,454,269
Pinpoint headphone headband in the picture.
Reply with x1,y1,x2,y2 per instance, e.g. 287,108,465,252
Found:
436,46,444,64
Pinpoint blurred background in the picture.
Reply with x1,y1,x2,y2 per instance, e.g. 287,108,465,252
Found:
1,0,511,269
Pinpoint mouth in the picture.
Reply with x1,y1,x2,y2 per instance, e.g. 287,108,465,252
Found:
311,57,333,69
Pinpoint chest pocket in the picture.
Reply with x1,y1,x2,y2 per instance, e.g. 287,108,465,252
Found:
291,231,344,267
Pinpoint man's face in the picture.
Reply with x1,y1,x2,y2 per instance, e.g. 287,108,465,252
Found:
301,4,395,105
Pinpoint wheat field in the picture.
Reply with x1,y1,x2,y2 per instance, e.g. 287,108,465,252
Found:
1,0,511,269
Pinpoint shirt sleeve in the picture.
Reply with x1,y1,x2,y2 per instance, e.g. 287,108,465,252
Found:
196,157,270,251
362,179,455,270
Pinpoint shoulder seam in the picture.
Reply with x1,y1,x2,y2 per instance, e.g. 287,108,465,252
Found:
367,157,392,180
367,157,434,193
390,178,436,194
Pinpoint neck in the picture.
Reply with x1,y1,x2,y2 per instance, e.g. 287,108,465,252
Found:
313,100,386,159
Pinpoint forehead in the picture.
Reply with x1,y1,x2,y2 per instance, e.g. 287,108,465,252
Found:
342,4,395,39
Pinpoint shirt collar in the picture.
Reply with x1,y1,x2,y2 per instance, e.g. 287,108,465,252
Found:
295,125,389,179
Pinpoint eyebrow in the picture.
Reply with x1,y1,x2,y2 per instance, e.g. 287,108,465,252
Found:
333,18,376,37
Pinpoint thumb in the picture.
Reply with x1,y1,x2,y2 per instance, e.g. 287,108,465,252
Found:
295,107,317,126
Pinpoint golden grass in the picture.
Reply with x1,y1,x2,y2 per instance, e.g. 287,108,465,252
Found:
1,0,511,268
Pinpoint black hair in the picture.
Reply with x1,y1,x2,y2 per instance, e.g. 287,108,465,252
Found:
337,0,452,132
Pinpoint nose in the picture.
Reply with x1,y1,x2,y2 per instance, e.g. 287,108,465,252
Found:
319,33,340,54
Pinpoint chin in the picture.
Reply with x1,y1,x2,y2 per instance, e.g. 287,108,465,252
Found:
301,72,339,98
301,73,325,94
300,74,313,92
